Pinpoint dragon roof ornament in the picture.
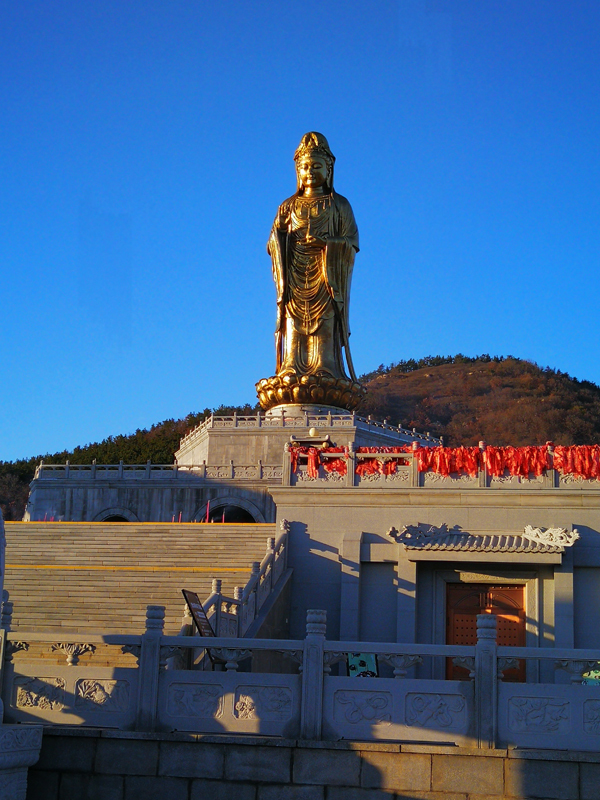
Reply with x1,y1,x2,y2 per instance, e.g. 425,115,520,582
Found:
386,523,580,553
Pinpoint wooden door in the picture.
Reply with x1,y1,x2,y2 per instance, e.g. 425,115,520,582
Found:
446,584,526,682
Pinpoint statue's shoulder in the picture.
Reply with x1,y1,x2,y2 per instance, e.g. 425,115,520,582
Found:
331,192,354,213
278,195,297,215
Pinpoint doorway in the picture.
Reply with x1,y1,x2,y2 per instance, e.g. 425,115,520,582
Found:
446,583,526,681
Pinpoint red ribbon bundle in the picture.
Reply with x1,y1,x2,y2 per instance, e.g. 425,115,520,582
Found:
553,445,600,480
290,443,600,481
355,446,411,477
322,446,347,476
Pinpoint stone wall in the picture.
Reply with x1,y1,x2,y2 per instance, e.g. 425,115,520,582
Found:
27,728,600,800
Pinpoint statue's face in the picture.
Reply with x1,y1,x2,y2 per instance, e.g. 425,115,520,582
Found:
297,155,328,190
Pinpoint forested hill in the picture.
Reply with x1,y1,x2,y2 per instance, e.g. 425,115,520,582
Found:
357,355,600,447
2,355,600,519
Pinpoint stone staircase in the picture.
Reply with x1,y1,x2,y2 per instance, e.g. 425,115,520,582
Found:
4,522,276,635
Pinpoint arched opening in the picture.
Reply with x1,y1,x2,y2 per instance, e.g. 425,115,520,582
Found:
93,508,140,523
208,504,256,523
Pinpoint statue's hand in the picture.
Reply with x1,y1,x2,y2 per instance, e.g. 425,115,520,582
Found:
304,235,327,247
276,211,289,230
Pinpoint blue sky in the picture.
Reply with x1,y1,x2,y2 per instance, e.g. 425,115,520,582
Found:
2,1,600,462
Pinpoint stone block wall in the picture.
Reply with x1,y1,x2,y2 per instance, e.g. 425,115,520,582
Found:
27,728,600,800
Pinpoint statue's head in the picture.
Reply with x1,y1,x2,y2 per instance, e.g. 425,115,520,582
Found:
294,132,335,193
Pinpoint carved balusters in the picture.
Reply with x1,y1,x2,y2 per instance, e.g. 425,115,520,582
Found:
210,648,251,671
4,640,29,662
555,659,600,684
497,657,520,679
51,642,95,666
452,657,475,679
379,653,423,678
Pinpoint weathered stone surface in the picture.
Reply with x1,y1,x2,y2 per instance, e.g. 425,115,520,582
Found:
38,734,96,773
124,775,188,800
579,763,600,800
360,752,430,791
26,769,60,800
190,779,257,800
432,754,502,795
326,788,399,800
293,747,360,786
59,772,124,800
95,739,158,776
258,786,324,800
394,795,467,800
158,741,224,779
224,744,291,783
504,758,579,799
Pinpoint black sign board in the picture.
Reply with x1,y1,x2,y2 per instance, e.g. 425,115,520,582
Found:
182,589,215,638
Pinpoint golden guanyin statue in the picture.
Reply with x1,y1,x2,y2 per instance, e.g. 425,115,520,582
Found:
256,132,366,412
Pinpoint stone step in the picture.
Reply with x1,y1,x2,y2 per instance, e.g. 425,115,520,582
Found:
4,522,276,635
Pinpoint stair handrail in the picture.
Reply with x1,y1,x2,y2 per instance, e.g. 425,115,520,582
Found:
183,521,289,638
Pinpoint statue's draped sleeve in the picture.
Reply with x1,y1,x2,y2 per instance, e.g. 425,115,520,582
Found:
323,192,359,337
267,199,291,333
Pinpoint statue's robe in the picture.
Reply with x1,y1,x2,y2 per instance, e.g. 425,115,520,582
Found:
267,191,359,380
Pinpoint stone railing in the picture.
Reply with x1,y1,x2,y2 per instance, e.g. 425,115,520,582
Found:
196,521,289,638
32,460,282,482
179,412,440,448
2,609,600,750
285,448,600,490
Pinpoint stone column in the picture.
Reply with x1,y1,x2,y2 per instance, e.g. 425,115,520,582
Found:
475,613,498,749
300,609,326,740
135,605,165,731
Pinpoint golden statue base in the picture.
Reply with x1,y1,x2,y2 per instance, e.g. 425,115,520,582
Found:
256,373,366,412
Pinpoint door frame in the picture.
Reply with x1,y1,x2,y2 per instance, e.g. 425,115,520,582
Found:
432,568,540,681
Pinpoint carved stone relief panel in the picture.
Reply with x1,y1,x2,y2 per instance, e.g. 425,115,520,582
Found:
405,692,466,730
233,686,293,720
0,725,43,754
14,677,65,711
333,691,392,725
74,679,130,713
508,696,570,734
166,683,224,718
423,473,477,486
262,466,283,480
205,467,230,480
583,699,600,735
233,466,259,479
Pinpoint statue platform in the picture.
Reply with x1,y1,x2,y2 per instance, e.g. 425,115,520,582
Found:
174,405,440,467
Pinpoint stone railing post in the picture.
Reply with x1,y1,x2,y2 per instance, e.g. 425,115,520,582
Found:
475,613,498,748
346,442,356,487
265,537,275,593
283,443,292,486
135,605,164,732
300,609,326,740
212,579,223,634
410,442,419,487
233,586,243,637
478,441,487,487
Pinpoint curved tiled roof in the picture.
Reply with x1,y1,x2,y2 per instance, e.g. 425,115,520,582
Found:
389,524,579,553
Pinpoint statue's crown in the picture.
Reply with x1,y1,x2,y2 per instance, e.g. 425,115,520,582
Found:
294,132,335,163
